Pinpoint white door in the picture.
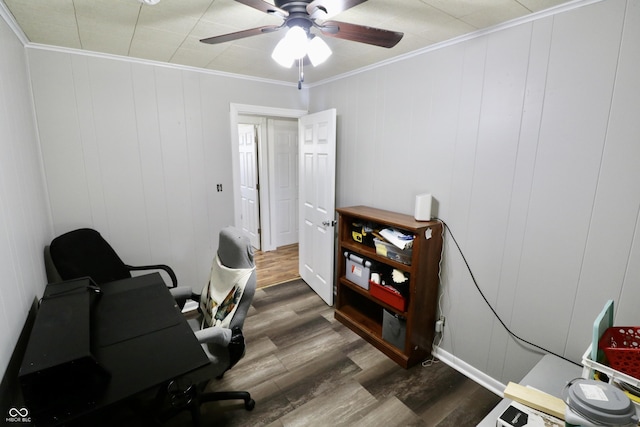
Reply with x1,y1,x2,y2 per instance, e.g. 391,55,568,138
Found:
299,109,337,306
238,123,260,249
269,118,298,247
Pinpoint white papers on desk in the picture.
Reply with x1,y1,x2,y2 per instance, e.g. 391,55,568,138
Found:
379,228,414,250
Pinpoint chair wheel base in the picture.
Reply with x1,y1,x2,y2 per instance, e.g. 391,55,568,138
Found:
245,398,256,411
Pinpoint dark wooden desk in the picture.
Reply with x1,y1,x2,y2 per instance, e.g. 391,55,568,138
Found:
25,273,209,426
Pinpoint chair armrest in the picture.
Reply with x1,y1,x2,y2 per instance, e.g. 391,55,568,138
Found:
169,286,193,300
126,264,178,287
194,327,232,346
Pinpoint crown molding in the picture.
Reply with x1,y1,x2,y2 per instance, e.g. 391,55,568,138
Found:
3,0,604,91
307,0,604,89
0,0,297,88
0,0,29,45
24,42,302,88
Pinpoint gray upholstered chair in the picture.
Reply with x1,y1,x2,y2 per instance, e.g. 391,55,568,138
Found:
158,226,256,424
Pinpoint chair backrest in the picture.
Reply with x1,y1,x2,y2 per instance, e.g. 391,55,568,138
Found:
215,226,256,331
48,228,132,285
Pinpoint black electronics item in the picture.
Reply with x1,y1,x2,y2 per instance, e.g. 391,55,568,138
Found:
19,278,110,424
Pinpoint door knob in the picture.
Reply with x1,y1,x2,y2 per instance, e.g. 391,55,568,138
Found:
322,220,336,227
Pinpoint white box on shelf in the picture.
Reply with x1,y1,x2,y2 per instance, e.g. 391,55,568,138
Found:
414,193,432,221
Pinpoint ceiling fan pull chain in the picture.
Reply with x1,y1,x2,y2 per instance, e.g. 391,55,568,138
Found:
298,58,304,90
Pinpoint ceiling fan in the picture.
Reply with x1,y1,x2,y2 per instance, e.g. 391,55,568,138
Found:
200,0,404,86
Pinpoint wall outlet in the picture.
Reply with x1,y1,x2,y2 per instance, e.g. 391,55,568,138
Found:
435,317,445,333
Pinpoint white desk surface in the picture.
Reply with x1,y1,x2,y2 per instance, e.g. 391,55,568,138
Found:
477,354,583,426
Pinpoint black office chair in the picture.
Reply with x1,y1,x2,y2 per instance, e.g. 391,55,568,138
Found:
157,226,256,425
44,228,196,306
45,228,178,287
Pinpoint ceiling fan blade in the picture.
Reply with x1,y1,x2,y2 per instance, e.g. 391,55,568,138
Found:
307,0,368,19
235,0,288,18
320,21,403,48
200,25,282,45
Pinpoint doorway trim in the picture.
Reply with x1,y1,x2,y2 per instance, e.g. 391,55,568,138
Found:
230,103,307,250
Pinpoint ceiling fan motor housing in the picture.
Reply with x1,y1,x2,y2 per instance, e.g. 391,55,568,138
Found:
277,1,315,31
275,1,314,9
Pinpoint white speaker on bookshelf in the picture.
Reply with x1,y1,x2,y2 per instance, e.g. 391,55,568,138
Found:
414,193,432,221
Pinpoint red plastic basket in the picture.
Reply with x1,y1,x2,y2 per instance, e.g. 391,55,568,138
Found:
369,281,406,311
598,327,640,380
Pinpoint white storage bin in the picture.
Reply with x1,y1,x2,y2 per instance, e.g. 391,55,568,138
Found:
344,252,372,290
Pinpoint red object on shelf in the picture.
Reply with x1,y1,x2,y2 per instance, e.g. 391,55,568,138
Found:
370,281,406,311
598,326,640,380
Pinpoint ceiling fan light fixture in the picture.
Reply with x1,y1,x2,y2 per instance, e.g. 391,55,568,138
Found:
271,26,308,68
138,0,160,5
307,35,332,67
285,26,308,59
271,37,295,68
271,25,309,68
271,26,333,69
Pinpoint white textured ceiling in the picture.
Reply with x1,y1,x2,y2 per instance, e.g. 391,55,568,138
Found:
3,0,573,84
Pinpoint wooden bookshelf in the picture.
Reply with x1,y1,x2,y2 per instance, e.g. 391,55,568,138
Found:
335,206,442,368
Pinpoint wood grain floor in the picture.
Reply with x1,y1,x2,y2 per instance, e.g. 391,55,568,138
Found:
254,244,300,289
165,280,501,427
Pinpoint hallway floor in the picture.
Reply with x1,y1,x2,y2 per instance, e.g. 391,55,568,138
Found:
254,243,300,288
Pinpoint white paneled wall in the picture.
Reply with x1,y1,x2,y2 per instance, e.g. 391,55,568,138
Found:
310,0,640,383
10,0,639,391
29,49,307,288
0,15,51,380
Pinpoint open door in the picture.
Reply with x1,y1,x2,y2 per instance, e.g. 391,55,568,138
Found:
269,118,299,248
298,109,337,306
238,123,260,249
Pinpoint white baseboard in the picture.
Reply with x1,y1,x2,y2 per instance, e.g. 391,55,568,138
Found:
432,346,506,397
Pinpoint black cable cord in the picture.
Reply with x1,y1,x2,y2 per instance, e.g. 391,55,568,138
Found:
434,217,581,367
